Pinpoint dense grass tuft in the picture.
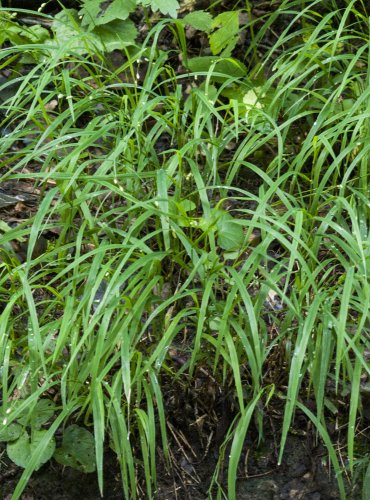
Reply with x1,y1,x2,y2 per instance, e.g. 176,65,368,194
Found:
0,0,369,498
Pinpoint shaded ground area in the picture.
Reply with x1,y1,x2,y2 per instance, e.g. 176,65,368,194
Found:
236,434,347,500
1,431,360,499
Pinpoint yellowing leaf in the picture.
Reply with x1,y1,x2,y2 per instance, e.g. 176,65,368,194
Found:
243,88,264,109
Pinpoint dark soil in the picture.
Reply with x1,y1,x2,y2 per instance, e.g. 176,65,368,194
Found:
0,429,361,499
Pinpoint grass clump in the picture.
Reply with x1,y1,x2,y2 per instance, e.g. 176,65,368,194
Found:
0,0,369,498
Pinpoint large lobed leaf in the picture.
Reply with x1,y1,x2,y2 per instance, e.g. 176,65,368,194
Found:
79,0,136,30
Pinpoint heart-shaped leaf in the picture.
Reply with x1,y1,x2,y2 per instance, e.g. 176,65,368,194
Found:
53,425,96,473
7,430,56,470
216,211,244,250
16,399,56,428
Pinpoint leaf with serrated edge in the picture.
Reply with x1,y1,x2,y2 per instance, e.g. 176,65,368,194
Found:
209,11,239,56
79,0,135,30
150,0,179,18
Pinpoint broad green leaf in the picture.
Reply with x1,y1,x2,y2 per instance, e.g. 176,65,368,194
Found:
209,11,240,56
182,10,213,32
176,199,196,212
33,400,56,428
215,212,244,251
52,10,137,54
16,399,56,428
93,19,138,51
21,25,50,44
1,11,14,44
209,316,221,331
79,0,136,30
198,82,218,103
100,0,136,24
186,56,247,81
79,0,102,29
168,198,196,226
53,425,96,473
0,12,50,46
52,9,89,53
7,430,56,470
149,0,179,18
0,422,23,442
168,196,196,227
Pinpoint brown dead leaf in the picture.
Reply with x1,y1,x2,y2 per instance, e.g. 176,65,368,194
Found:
44,99,58,111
